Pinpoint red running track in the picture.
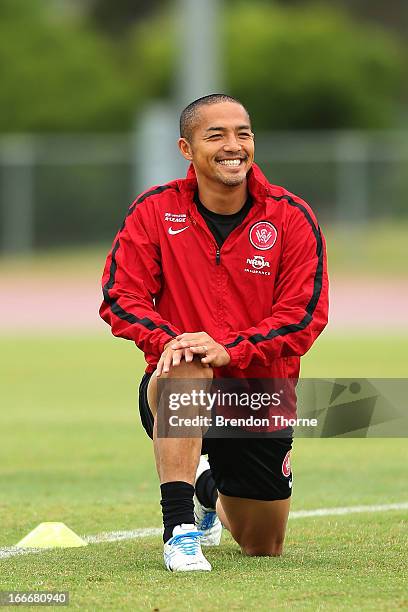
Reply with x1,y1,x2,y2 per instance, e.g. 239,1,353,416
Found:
0,277,406,334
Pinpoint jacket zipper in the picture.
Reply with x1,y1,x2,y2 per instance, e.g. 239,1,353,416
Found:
190,198,265,264
187,187,265,263
190,215,221,265
194,200,263,266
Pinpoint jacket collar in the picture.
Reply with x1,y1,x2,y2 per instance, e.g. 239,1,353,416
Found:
179,162,270,202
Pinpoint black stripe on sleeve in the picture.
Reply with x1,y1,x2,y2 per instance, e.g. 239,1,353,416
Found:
102,185,177,338
225,195,324,349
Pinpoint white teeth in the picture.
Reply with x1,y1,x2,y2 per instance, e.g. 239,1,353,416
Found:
217,159,242,166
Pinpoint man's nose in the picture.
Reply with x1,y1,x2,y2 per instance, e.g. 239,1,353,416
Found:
223,135,242,151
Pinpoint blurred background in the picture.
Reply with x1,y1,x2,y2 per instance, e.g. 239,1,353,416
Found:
0,0,407,339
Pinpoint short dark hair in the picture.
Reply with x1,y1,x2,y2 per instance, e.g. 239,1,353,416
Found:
179,93,250,142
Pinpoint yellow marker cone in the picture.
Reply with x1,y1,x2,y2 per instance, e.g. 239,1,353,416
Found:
15,522,88,549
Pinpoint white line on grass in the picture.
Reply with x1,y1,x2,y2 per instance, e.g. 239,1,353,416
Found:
85,527,162,544
290,502,408,518
1,502,407,561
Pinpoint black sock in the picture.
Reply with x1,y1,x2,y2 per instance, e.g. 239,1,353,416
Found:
160,481,195,543
195,469,218,510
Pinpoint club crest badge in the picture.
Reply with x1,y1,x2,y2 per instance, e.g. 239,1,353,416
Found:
249,221,277,250
282,451,291,477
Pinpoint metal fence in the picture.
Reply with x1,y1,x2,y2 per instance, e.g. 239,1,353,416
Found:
1,131,407,253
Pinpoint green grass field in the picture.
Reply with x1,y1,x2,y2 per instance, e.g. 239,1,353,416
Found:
0,333,407,610
1,220,408,279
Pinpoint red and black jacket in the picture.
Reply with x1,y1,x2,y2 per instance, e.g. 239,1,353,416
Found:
100,163,329,381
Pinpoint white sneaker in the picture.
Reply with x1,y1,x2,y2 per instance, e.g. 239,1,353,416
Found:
163,524,212,572
194,456,222,547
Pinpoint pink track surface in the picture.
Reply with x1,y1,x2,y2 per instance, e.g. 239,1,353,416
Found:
0,276,406,334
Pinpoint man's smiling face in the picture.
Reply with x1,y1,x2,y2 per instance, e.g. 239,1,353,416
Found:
179,101,255,187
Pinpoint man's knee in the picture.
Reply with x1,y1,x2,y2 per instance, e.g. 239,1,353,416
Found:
163,357,213,379
241,539,284,557
148,358,213,416
237,527,285,557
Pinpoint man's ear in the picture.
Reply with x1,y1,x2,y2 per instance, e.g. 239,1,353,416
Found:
178,137,193,161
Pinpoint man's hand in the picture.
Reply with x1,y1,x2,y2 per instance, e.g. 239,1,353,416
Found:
170,332,231,368
156,340,196,377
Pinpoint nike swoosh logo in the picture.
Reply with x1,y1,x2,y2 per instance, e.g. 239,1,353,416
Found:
288,479,293,489
168,226,190,235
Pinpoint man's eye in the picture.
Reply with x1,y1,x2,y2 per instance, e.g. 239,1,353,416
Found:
208,134,222,139
239,133,251,138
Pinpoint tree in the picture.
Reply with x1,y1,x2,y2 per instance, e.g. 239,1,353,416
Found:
84,0,171,36
0,0,404,132
272,0,408,39
223,3,404,129
126,2,405,130
0,0,136,132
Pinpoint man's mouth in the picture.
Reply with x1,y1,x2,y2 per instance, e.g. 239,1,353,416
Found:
215,158,247,167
